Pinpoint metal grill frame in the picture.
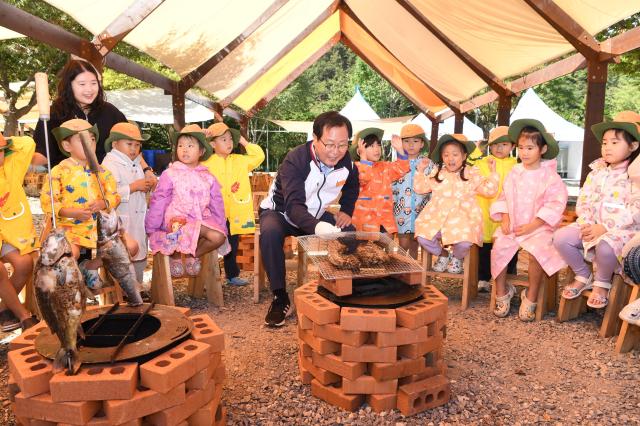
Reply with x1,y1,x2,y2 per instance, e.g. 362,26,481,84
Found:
296,232,423,280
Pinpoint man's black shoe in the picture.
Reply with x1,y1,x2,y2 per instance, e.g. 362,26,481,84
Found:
264,294,294,327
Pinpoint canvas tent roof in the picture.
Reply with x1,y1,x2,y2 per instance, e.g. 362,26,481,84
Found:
411,113,485,141
28,0,639,117
511,88,584,142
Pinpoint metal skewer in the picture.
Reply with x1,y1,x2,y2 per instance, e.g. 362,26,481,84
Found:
34,73,56,228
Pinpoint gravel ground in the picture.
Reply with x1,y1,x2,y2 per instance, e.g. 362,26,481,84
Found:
1,266,639,425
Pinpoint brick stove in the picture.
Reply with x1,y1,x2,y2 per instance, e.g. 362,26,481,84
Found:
295,233,450,416
8,304,227,425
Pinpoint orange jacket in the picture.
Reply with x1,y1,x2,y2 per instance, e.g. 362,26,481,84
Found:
352,159,410,233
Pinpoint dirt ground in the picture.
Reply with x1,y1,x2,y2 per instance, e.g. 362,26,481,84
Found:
1,265,639,425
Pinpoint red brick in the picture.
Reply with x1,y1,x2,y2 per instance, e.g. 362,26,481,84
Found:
369,356,425,381
341,344,396,363
310,380,364,412
395,299,446,329
59,413,142,425
50,362,137,402
398,360,447,386
140,339,210,393
169,305,192,316
397,336,442,359
312,322,368,347
8,322,47,350
319,277,352,296
294,291,340,325
186,352,221,391
299,342,313,358
374,325,429,347
423,285,448,304
187,382,223,426
293,281,318,297
189,314,225,353
146,380,216,425
396,272,422,285
367,393,397,413
297,314,313,330
298,328,340,354
340,308,396,332
299,364,313,384
214,405,227,426
8,373,19,402
342,375,398,395
311,352,366,380
298,353,340,386
397,374,450,416
8,347,52,398
104,383,185,424
213,363,226,384
14,392,101,424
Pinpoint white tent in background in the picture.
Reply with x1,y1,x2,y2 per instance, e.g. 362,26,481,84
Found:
410,112,484,141
511,88,584,181
339,87,380,121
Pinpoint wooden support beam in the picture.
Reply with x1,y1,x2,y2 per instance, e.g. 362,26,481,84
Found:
600,25,640,56
429,117,439,155
497,95,512,126
104,52,174,92
213,103,224,123
509,53,587,93
437,110,456,121
239,115,250,140
580,60,607,185
454,113,464,134
179,0,287,91
247,34,339,117
460,91,500,114
524,0,603,61
220,0,340,107
92,0,164,56
396,0,511,96
172,88,185,130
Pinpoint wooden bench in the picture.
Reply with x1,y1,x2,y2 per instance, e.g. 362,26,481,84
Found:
422,245,479,310
615,281,640,353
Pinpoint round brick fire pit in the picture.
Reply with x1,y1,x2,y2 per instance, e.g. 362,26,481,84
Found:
294,280,450,416
8,304,227,425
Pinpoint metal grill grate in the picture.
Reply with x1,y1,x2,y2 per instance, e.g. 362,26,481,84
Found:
296,232,423,280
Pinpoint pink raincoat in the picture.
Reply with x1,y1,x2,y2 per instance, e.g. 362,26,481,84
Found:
569,158,640,266
490,160,568,277
145,162,229,257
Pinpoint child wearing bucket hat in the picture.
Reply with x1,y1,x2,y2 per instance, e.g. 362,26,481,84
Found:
0,133,40,331
554,111,640,311
201,122,265,286
392,124,434,259
146,124,229,278
350,127,410,233
475,126,518,292
414,134,499,274
42,118,121,291
102,122,155,284
491,119,568,320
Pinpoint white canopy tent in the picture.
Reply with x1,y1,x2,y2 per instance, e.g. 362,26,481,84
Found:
511,88,584,180
410,112,484,141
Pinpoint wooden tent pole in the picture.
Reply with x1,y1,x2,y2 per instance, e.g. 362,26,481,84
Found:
172,87,185,130
580,60,608,184
429,117,439,155
454,112,464,134
497,95,512,126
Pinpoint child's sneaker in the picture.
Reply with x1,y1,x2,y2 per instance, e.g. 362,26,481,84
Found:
79,260,103,291
619,298,640,325
518,290,537,322
493,283,516,318
432,253,451,272
447,256,463,274
478,280,491,292
227,276,248,286
184,256,202,277
169,257,185,278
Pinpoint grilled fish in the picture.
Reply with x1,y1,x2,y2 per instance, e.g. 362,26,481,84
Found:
97,210,143,306
34,229,85,374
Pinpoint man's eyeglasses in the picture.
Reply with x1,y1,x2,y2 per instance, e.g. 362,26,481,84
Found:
319,138,350,152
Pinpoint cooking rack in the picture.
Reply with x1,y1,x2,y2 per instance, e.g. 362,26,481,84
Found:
296,232,423,281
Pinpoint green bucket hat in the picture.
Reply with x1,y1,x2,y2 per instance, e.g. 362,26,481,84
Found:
508,118,559,159
171,124,212,161
104,122,150,153
591,111,640,143
51,118,99,157
431,134,477,163
350,127,384,161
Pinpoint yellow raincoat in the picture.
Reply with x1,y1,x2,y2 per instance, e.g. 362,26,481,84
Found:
41,158,120,249
0,136,38,254
201,143,265,235
476,155,517,242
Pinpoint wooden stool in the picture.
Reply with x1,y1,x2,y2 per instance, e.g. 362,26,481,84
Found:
422,245,479,309
489,271,558,321
615,281,640,353
557,274,631,338
252,230,304,303
151,250,222,307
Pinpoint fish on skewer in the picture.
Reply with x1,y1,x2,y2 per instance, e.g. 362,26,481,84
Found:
355,241,390,266
34,229,86,374
97,210,143,306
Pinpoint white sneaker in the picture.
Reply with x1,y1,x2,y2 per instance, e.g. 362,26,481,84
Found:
493,283,516,318
478,280,491,292
432,253,451,272
447,256,463,274
619,298,640,325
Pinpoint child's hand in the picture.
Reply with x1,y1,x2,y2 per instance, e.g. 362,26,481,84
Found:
486,156,496,172
62,208,93,221
582,223,606,242
88,199,106,213
357,138,367,162
501,213,511,235
230,182,240,193
391,135,405,156
515,218,544,237
417,158,431,173
238,136,248,147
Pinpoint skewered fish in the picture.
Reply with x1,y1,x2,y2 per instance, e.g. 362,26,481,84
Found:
355,241,390,266
34,229,86,374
